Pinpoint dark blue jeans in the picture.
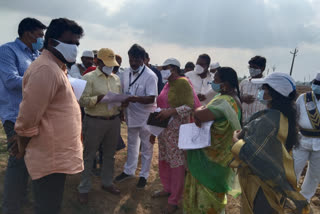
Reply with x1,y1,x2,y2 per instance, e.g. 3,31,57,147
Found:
2,120,29,214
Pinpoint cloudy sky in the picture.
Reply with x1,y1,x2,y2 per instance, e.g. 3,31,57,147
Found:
1,0,320,81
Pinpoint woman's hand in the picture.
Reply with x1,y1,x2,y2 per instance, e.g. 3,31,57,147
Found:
150,135,156,144
233,130,242,143
194,115,202,128
156,108,176,121
193,106,215,126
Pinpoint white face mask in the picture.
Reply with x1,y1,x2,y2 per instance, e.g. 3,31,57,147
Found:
194,64,205,74
160,69,172,82
130,65,143,73
102,66,114,76
53,39,78,63
249,68,262,77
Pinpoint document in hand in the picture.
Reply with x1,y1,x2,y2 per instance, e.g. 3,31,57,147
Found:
145,125,164,137
145,108,172,137
99,92,129,104
178,121,213,150
68,75,87,101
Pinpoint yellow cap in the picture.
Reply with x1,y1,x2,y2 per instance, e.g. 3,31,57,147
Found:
97,48,119,67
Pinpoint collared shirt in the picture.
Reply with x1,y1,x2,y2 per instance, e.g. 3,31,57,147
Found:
0,38,39,123
69,63,86,79
239,78,266,123
14,50,83,180
185,70,216,105
296,92,320,151
121,65,158,128
80,68,121,117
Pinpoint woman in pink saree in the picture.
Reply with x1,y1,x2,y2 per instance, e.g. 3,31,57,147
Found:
150,58,201,214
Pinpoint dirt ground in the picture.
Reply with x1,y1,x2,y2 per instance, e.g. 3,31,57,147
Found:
0,123,319,214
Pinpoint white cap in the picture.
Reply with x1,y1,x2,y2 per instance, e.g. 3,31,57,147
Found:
315,73,320,81
82,50,94,58
251,72,296,97
161,58,181,68
210,62,220,70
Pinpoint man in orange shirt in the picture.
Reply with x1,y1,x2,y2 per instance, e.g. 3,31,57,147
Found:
14,18,84,214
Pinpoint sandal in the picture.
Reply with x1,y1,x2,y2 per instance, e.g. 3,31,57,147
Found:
161,204,178,214
151,190,170,198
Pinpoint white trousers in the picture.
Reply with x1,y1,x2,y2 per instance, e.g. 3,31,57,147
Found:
293,146,320,201
124,126,154,179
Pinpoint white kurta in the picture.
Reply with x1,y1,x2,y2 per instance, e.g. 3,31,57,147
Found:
185,70,216,105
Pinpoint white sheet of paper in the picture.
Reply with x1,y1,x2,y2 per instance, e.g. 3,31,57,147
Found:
178,121,213,150
145,108,173,137
99,92,129,104
68,75,87,101
145,125,165,137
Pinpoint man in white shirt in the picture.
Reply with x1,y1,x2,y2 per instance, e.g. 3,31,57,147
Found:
239,56,267,123
115,44,158,189
185,54,216,105
293,73,320,202
69,50,94,79
209,62,220,74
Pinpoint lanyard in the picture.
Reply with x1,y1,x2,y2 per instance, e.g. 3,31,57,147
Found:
128,66,146,91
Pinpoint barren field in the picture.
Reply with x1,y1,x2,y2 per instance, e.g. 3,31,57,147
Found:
0,120,319,214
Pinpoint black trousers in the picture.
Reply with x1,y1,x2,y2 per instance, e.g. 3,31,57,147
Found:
2,120,29,214
32,173,66,214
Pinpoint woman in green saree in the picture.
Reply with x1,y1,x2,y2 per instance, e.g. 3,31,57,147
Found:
183,67,242,214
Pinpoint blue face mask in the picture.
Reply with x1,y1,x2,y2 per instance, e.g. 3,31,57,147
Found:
257,89,269,105
312,84,320,95
211,82,221,92
32,37,44,51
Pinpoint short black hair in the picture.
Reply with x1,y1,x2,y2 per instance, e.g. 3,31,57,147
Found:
185,61,195,69
198,54,211,67
128,44,146,59
144,52,150,60
18,17,46,37
248,56,267,69
44,18,84,49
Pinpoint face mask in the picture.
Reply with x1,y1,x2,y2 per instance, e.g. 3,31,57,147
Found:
312,84,320,95
131,65,143,73
194,64,205,74
249,68,262,77
211,82,221,92
53,39,78,63
102,66,114,76
257,89,269,105
160,69,172,81
32,37,44,51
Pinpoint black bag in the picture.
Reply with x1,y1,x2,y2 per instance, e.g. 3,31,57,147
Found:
147,112,170,128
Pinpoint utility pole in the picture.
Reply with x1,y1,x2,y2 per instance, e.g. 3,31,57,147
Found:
289,48,298,76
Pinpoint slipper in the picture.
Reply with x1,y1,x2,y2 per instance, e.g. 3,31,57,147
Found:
151,190,170,198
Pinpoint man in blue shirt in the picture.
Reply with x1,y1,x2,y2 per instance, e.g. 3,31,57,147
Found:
0,17,46,214
144,52,164,94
